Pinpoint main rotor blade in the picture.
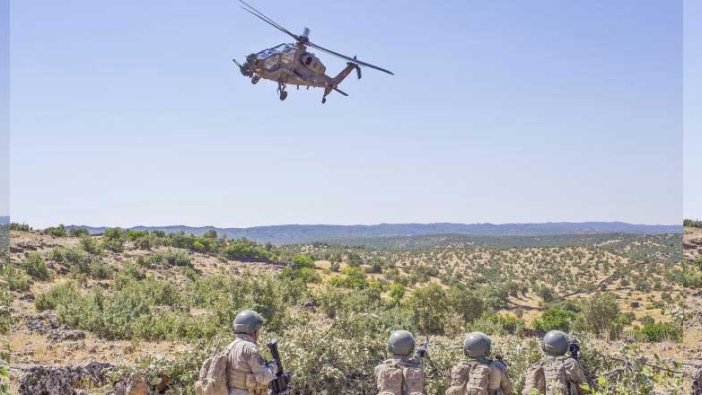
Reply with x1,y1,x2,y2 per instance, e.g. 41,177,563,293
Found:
307,42,394,75
239,0,300,41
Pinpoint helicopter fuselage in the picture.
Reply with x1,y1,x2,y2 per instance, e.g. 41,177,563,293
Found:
234,43,361,102
241,43,332,88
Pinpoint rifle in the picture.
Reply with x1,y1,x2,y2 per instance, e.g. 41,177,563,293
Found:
567,339,587,395
267,339,292,394
415,338,429,359
414,336,443,377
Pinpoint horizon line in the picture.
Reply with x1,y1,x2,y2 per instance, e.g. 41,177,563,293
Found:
2,218,683,229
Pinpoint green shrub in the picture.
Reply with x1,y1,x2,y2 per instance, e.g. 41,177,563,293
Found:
44,224,66,237
9,223,32,231
35,281,80,311
102,237,124,253
280,266,320,284
534,307,577,333
79,236,102,254
1,266,32,292
409,283,449,334
328,267,368,289
141,250,192,268
635,321,683,343
23,253,50,280
223,239,273,262
69,228,90,237
575,293,620,337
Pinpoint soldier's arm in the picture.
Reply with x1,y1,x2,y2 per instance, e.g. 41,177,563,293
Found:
521,365,544,395
245,346,277,385
564,359,588,393
494,362,514,395
448,364,465,387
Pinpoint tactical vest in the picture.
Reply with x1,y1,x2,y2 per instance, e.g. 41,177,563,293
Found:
376,358,425,395
446,360,495,395
227,339,269,395
542,356,569,395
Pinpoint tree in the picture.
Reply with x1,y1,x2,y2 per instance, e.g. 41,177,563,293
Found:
577,293,620,336
409,283,449,334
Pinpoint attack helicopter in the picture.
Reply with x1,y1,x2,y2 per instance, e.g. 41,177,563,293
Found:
233,0,393,103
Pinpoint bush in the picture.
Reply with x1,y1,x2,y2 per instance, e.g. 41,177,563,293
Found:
635,321,683,343
409,283,449,334
534,307,577,333
69,228,90,237
141,250,192,268
9,223,32,231
79,236,102,254
44,224,66,237
328,267,368,289
23,253,50,280
102,237,124,253
35,281,81,311
576,293,620,337
1,266,32,292
223,239,273,262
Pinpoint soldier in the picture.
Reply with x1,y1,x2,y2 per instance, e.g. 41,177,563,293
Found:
375,330,427,395
445,331,512,395
522,330,587,395
227,309,278,395
693,367,702,395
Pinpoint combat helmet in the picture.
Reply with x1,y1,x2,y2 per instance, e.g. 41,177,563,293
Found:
232,309,265,335
463,331,492,358
542,330,569,356
387,330,416,358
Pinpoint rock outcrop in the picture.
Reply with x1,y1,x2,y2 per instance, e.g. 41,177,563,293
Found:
17,362,114,395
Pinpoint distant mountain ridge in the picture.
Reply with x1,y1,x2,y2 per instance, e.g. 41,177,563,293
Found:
67,222,681,245
0,216,8,225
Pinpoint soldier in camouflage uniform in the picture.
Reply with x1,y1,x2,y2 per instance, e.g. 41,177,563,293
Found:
375,330,427,395
693,367,702,395
522,330,587,395
226,309,277,395
446,331,512,395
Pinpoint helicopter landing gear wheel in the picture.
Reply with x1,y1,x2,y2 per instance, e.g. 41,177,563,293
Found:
251,75,260,84
277,81,288,101
321,97,327,104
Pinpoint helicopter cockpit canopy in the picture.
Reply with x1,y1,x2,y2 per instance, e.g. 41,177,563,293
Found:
256,43,293,59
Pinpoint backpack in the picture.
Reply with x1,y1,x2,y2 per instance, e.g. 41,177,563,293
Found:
542,358,569,395
195,341,236,395
376,360,426,395
445,361,490,395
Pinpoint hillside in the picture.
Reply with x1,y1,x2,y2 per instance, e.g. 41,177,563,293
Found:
4,227,686,394
65,222,681,245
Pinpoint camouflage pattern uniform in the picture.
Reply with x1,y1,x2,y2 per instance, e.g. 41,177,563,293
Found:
226,333,277,395
522,356,586,395
693,367,702,395
446,356,512,394
375,330,426,395
522,330,586,395
375,357,426,395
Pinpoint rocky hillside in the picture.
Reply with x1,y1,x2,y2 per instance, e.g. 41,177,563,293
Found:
4,227,687,394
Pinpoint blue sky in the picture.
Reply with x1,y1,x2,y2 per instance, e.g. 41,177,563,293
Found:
10,0,682,227
685,0,701,219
